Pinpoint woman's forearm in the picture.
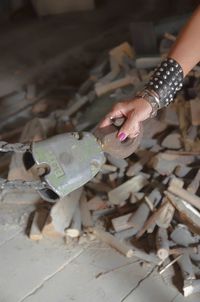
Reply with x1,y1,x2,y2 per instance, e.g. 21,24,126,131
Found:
169,6,200,76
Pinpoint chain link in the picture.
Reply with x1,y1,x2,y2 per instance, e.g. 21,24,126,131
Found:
0,178,48,191
0,141,30,153
0,140,47,192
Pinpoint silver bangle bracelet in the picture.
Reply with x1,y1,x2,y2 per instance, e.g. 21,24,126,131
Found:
136,89,159,118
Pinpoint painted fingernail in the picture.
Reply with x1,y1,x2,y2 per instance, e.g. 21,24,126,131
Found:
118,132,126,141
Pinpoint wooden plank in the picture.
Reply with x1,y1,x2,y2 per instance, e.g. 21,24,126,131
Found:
190,98,200,126
66,206,81,238
29,209,48,241
87,196,108,211
80,192,93,229
165,191,200,234
136,201,169,239
168,183,200,211
92,227,134,258
95,75,135,97
156,227,169,261
187,170,200,194
156,199,175,228
50,188,83,234
161,133,182,150
112,213,132,232
42,215,63,238
150,152,194,175
108,174,148,205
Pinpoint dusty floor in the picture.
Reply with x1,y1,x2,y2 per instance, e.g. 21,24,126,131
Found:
0,221,199,302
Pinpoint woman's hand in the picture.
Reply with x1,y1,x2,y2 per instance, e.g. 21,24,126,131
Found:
99,98,153,141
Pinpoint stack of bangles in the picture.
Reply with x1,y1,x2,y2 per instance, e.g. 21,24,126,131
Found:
136,57,184,117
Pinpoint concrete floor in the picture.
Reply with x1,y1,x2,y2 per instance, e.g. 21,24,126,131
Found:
0,222,200,302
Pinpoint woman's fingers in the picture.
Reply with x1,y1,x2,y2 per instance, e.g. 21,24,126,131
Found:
118,110,140,140
99,98,152,140
99,111,123,128
99,102,129,128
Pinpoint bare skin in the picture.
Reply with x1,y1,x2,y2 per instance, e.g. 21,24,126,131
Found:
100,6,200,141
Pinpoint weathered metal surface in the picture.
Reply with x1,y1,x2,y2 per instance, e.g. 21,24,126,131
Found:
24,132,105,202
94,118,142,159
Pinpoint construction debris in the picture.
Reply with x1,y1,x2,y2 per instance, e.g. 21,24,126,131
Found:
1,34,200,299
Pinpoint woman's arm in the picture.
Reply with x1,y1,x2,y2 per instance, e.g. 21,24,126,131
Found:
100,6,200,141
169,6,200,76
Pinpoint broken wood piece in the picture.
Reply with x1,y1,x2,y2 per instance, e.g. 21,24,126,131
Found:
107,154,128,175
95,75,135,97
132,250,160,265
109,42,134,73
128,202,152,232
128,189,161,232
142,189,162,233
164,32,176,42
143,118,167,139
135,57,161,69
114,227,138,241
92,227,134,258
165,191,200,234
136,201,169,239
149,152,194,175
86,182,111,193
156,227,169,261
50,188,82,234
108,174,148,205
159,255,182,275
42,215,63,238
87,196,108,211
66,95,90,116
161,133,182,150
80,192,93,229
169,246,199,256
160,104,179,126
126,162,143,177
66,206,81,238
187,170,200,194
184,279,200,297
156,198,175,228
168,183,200,211
101,164,117,174
108,172,118,182
112,190,159,233
112,213,132,232
177,252,196,296
174,165,192,178
170,224,199,247
130,192,144,204
29,209,48,241
168,176,184,188
190,98,200,126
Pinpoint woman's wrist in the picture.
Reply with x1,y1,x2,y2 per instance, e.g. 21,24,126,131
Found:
137,57,184,114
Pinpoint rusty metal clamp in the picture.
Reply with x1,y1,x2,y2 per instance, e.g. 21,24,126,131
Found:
94,117,142,159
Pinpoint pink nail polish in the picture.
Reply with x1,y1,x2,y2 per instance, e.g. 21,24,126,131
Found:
118,132,126,141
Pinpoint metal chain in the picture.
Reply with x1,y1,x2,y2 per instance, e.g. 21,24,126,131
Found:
0,178,48,191
0,140,47,191
0,141,30,153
